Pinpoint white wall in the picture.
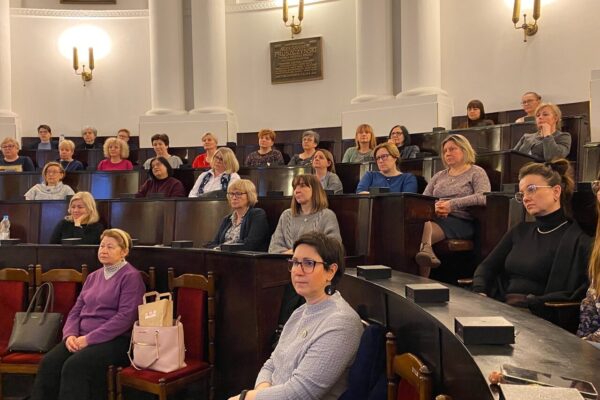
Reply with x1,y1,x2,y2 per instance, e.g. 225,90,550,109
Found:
10,10,151,137
441,0,600,114
225,0,356,133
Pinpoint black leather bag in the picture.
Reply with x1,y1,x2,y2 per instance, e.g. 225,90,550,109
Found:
7,282,63,353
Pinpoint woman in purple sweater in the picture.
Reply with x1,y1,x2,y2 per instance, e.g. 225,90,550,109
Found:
30,228,145,400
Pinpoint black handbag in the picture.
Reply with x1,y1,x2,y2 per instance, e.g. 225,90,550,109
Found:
7,282,63,353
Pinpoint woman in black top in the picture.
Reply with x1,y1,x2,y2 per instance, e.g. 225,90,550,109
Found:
472,159,591,321
49,191,104,244
0,137,35,172
458,99,494,128
204,179,270,251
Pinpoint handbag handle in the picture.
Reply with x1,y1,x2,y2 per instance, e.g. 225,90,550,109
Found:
23,282,55,325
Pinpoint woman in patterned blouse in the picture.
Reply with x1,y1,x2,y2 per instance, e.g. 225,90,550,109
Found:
245,129,285,167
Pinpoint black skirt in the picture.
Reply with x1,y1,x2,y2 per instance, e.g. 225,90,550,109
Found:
434,215,475,239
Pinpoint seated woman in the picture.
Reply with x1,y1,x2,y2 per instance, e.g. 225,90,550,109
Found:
342,124,375,163
230,232,363,400
245,129,285,167
136,156,186,198
30,228,145,400
472,159,591,320
24,162,74,200
189,147,240,197
49,191,104,244
388,125,419,159
29,124,58,150
513,102,571,161
515,91,542,123
269,174,342,254
76,126,103,150
57,139,85,172
458,100,495,128
578,178,600,343
143,133,183,170
356,142,417,194
0,137,35,172
192,131,219,168
204,179,270,251
313,148,343,194
288,130,319,166
96,138,133,171
415,134,491,277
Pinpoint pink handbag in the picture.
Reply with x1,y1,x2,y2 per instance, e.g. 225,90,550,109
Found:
128,319,186,373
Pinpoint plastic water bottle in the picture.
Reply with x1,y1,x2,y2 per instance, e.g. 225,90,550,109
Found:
0,215,10,240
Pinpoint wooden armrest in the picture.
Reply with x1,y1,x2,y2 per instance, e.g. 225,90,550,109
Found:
544,301,581,308
457,278,473,286
436,395,453,400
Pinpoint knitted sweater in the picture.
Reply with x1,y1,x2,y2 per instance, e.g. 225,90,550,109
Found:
268,208,341,253
513,130,571,161
24,182,74,200
255,292,363,400
342,148,374,163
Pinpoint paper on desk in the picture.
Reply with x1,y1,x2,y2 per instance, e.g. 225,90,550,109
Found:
501,384,584,400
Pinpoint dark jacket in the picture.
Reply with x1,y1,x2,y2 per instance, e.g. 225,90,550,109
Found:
27,140,59,150
49,219,104,245
205,207,270,251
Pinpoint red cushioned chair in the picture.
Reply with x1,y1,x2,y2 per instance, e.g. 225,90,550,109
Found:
0,266,34,357
0,264,87,400
116,268,215,400
386,332,432,400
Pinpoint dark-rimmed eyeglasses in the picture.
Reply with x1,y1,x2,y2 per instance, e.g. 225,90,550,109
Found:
375,153,392,162
287,258,328,274
515,184,553,203
226,192,247,198
591,180,600,195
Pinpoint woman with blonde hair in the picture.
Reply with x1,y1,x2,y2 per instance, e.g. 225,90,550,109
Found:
513,102,571,161
96,138,133,171
578,178,600,342
57,140,84,172
204,179,270,251
49,191,104,244
0,137,34,171
189,147,240,197
245,129,285,167
192,132,219,168
416,134,491,277
30,228,145,400
25,162,74,200
269,174,341,254
342,124,376,163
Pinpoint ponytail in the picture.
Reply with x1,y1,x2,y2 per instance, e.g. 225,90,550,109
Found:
518,158,574,217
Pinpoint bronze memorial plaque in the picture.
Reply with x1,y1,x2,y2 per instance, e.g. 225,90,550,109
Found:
270,37,323,84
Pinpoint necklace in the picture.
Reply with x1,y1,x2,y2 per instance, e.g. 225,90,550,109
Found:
537,220,568,234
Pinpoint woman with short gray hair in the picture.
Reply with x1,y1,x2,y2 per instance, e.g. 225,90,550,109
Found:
288,130,320,166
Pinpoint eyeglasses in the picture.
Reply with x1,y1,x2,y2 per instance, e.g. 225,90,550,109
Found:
514,184,553,203
1,145,15,149
287,258,328,274
591,180,600,195
375,153,392,162
214,155,223,162
226,192,247,198
389,132,402,137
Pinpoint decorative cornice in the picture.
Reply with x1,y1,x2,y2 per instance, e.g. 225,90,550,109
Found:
226,0,334,14
10,8,148,18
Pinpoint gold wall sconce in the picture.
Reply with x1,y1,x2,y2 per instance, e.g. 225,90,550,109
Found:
283,0,304,39
73,47,95,86
512,0,541,42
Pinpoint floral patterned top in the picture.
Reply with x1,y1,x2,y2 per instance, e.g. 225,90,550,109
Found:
577,287,600,342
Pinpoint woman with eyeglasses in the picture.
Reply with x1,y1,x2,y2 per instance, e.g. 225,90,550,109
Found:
204,179,270,251
515,91,542,123
25,161,74,200
356,142,417,194
288,130,319,166
135,157,186,198
269,174,341,254
472,159,591,321
189,147,240,197
0,137,34,172
415,134,491,277
513,102,571,161
578,178,600,344
230,232,362,400
388,125,420,160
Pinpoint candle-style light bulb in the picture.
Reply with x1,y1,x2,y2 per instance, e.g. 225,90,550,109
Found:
298,0,304,21
512,0,521,24
533,0,541,21
283,0,288,23
88,47,95,71
73,47,79,71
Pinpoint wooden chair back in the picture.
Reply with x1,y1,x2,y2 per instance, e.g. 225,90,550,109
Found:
0,266,34,349
34,264,88,317
386,332,432,400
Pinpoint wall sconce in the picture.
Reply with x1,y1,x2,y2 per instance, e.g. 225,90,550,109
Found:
512,0,541,42
73,47,94,86
283,0,304,39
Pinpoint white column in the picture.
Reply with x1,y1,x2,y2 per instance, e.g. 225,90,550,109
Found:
0,0,15,117
398,0,447,97
591,70,600,142
147,0,186,115
190,0,231,114
351,0,394,104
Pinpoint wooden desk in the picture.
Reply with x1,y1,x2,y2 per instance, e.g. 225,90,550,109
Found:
338,270,600,400
476,150,537,191
238,166,312,196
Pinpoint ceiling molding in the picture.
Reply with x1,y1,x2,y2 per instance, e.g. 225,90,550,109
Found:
10,8,148,18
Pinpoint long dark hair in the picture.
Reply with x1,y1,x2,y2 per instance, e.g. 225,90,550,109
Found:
466,100,487,127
